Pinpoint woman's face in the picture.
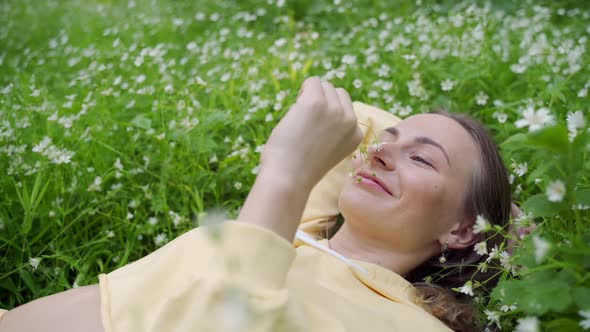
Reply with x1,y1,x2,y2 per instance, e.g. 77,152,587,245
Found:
338,113,480,253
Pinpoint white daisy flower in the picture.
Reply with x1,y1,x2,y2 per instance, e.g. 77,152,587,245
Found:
493,111,508,123
458,280,474,296
514,316,540,332
533,236,550,264
579,310,590,330
511,160,528,177
500,304,517,312
474,241,488,255
29,257,41,270
567,111,586,140
154,233,168,247
353,79,363,89
515,106,555,132
484,309,500,327
546,179,566,202
475,91,489,105
473,215,491,234
148,217,158,225
440,79,455,91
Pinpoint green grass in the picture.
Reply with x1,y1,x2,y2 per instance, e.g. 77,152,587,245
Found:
1,0,589,329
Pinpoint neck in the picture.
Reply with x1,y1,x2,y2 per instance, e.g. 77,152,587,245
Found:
328,222,435,277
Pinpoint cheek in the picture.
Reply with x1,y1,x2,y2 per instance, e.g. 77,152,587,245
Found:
404,173,447,206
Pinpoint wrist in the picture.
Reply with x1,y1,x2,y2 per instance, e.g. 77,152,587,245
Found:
258,158,317,193
237,164,313,242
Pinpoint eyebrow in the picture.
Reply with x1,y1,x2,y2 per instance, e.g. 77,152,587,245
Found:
385,127,452,167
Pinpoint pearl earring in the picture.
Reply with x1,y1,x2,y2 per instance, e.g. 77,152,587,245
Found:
439,241,449,264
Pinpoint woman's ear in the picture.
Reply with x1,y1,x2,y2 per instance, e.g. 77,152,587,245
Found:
443,218,477,249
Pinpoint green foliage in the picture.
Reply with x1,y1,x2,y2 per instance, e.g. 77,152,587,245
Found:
522,194,561,218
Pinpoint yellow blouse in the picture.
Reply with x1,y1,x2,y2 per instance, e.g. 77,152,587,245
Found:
98,221,451,332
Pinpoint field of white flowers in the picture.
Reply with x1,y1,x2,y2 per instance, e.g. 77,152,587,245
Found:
0,0,589,330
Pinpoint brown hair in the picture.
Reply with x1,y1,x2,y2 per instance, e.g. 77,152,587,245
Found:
405,111,512,331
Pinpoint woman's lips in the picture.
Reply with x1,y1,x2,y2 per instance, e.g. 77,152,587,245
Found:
356,171,393,196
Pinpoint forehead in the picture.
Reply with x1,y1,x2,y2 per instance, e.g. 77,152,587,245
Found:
388,113,479,166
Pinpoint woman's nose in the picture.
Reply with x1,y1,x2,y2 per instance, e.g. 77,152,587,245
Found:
368,143,396,171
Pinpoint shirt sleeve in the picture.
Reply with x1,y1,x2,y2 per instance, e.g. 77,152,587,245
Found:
99,221,343,332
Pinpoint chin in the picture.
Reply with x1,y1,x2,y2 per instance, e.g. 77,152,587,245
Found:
338,182,396,231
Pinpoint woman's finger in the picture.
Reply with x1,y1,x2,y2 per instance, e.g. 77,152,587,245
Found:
335,87,354,114
321,81,342,111
298,77,324,104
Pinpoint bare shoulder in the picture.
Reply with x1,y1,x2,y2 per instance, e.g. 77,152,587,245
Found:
0,285,103,332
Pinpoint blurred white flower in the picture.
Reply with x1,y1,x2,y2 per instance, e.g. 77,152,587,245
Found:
353,79,362,89
114,158,123,170
473,215,491,234
169,211,185,227
474,241,488,255
546,179,566,202
440,79,455,91
532,235,550,263
515,106,555,132
567,111,586,140
475,91,488,105
500,304,517,312
29,257,41,270
136,74,146,83
579,310,590,330
486,245,500,263
493,111,508,124
49,148,75,164
484,309,500,327
477,262,488,273
458,280,474,296
511,160,528,177
154,233,168,246
32,137,52,153
88,176,103,192
234,182,243,190
342,54,356,65
510,63,527,74
148,217,158,225
499,251,513,272
195,12,205,21
514,316,539,332
407,73,428,100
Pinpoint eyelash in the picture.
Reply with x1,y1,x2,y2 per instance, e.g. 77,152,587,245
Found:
411,155,434,168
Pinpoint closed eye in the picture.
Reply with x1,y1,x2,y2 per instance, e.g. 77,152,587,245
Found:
411,155,434,168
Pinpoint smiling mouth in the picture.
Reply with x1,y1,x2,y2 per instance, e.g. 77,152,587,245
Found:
356,171,393,196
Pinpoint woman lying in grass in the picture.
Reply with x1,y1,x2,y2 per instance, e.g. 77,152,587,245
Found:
1,77,522,332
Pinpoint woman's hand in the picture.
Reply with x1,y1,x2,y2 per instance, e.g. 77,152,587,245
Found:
238,78,363,242
261,77,364,190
